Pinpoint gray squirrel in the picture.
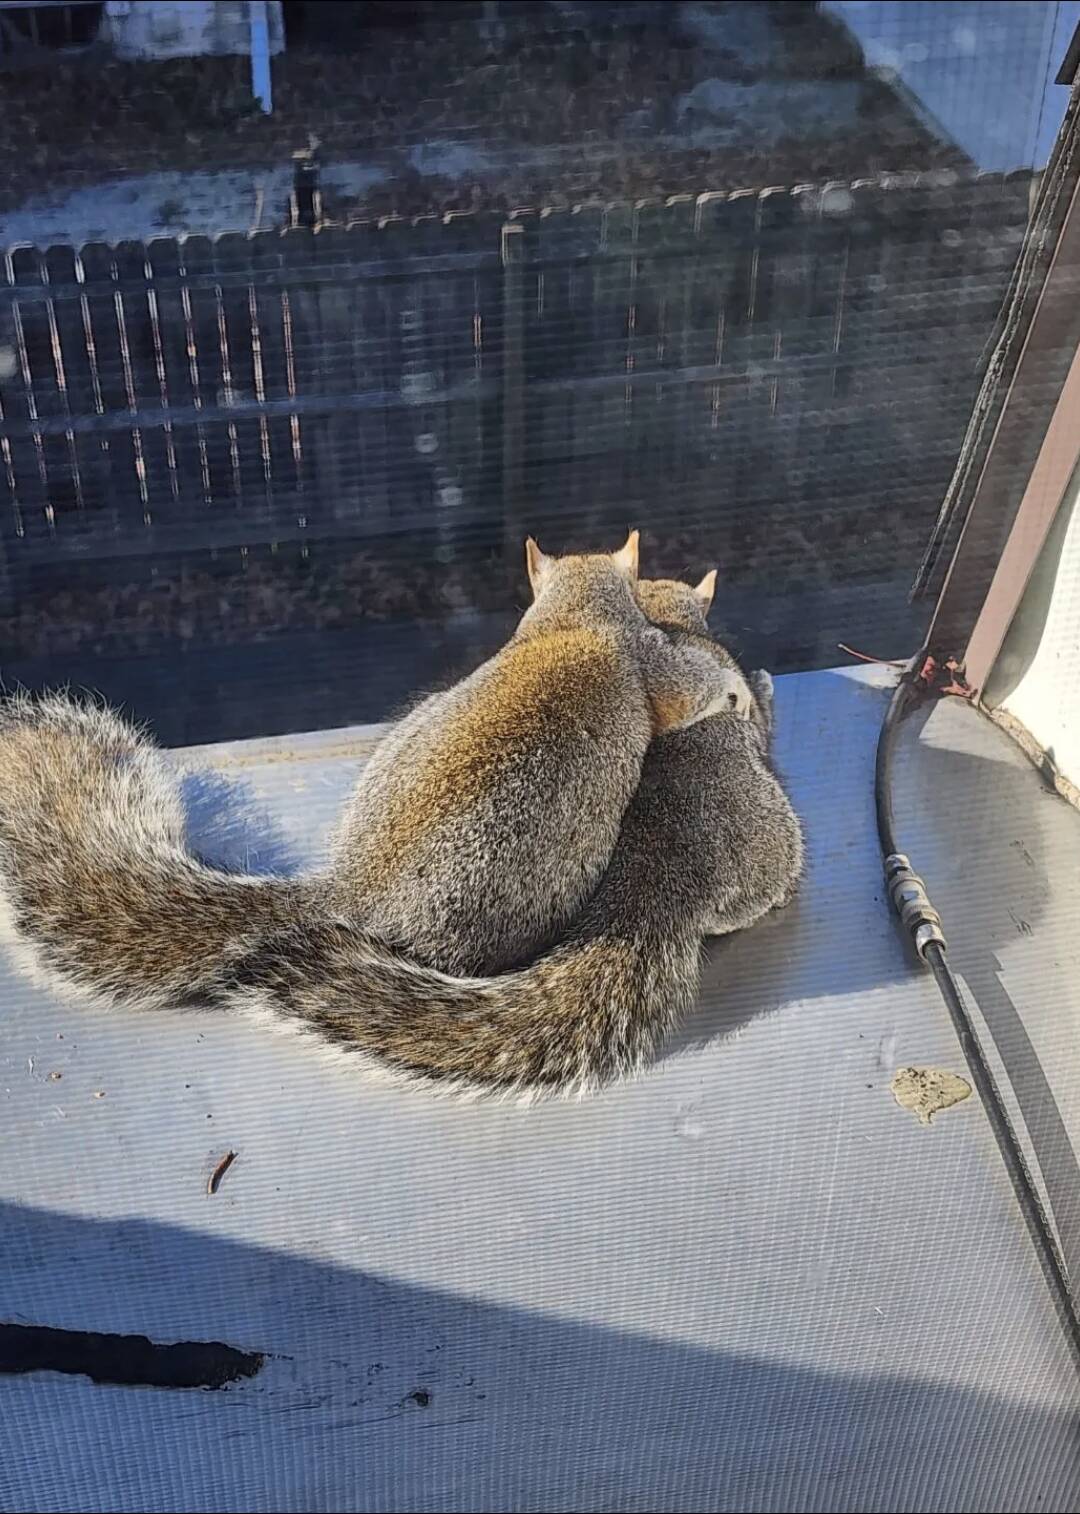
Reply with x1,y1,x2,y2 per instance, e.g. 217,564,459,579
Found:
0,550,801,1097
326,532,753,975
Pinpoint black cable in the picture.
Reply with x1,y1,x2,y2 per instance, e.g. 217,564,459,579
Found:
874,676,913,864
875,671,1080,1375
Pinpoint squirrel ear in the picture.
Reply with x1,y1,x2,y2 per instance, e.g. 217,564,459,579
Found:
693,569,718,613
525,537,553,598
611,529,640,581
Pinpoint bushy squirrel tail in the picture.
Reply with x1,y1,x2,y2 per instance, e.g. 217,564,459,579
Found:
0,692,308,1009
0,693,699,1095
223,916,698,1097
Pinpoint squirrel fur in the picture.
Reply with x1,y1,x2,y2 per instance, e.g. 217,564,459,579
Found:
328,531,752,974
0,556,800,1097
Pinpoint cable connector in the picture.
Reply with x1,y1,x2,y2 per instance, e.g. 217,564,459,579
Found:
884,852,947,958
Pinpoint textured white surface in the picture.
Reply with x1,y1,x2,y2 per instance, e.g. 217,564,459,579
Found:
0,666,1077,1513
998,467,1080,792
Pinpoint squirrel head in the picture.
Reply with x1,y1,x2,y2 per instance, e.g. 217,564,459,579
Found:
635,570,717,634
524,530,639,601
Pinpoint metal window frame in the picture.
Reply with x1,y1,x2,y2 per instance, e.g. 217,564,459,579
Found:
922,78,1080,696
962,341,1080,697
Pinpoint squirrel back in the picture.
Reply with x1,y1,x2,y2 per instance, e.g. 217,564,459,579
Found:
330,532,750,975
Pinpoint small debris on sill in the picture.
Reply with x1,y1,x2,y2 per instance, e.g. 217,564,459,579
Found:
891,1066,972,1126
207,1150,237,1196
